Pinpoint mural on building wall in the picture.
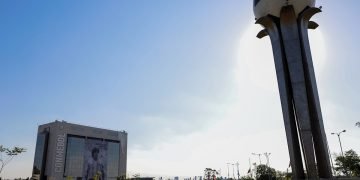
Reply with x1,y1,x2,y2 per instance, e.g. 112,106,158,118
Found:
83,139,108,180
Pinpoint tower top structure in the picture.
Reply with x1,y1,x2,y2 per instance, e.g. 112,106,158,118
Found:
253,0,316,19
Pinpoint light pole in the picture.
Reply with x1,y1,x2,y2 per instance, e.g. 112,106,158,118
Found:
248,158,253,178
236,162,240,180
227,163,230,179
232,164,235,179
331,130,346,156
263,152,272,180
263,152,271,166
252,153,262,165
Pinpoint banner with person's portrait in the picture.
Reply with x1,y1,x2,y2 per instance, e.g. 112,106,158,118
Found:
82,139,108,180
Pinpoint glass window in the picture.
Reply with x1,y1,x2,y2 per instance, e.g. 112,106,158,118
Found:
64,136,85,177
107,141,120,178
32,132,48,179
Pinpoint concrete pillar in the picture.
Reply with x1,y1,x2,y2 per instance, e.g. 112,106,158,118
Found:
255,5,333,179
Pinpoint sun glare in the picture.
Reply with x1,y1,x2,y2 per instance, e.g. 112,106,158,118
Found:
236,24,326,92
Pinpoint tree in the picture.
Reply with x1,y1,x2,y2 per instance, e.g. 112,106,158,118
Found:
204,168,218,180
275,171,287,179
356,122,360,128
334,149,360,177
0,145,26,175
255,164,276,180
240,175,254,180
132,173,140,179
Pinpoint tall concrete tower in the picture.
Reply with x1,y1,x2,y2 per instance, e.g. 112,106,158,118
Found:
253,0,332,179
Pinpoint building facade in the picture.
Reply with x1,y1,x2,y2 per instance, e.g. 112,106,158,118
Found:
32,121,127,180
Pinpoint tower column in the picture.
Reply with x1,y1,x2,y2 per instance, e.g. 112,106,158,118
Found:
298,7,333,178
279,6,317,179
256,16,305,179
255,5,333,179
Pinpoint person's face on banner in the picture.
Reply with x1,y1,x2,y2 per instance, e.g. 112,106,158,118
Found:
92,148,99,161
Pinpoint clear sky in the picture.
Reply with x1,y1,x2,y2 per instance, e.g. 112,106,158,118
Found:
1,0,360,178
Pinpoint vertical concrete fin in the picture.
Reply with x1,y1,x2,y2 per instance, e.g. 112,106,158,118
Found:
279,5,318,179
298,7,333,178
256,16,305,179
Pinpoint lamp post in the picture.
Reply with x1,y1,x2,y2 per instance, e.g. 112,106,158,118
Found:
248,158,253,178
331,130,346,156
263,152,272,180
263,152,271,166
232,164,235,180
227,163,230,179
252,153,262,165
236,162,240,180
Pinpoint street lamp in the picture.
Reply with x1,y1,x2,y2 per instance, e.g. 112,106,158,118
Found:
236,162,240,180
331,130,346,156
263,152,271,166
232,164,235,180
252,153,262,165
227,163,231,179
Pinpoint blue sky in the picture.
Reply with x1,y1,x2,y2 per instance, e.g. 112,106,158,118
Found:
1,0,360,178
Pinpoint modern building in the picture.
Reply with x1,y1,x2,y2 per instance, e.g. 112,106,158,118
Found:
32,120,127,180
